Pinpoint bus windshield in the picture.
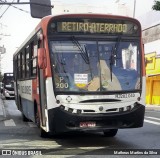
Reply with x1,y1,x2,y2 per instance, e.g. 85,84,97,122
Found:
2,74,14,89
50,39,141,92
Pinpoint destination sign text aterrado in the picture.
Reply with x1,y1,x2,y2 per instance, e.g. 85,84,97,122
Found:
57,22,129,34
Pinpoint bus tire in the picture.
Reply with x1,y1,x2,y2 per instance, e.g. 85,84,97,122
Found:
103,129,118,137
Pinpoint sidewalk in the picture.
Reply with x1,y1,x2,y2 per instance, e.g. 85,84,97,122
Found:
0,98,3,116
0,96,6,121
146,104,160,111
0,98,4,120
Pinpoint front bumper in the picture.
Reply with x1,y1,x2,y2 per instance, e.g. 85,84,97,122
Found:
5,92,15,98
48,103,145,133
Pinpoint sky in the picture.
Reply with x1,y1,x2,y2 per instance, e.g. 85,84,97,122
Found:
0,0,155,74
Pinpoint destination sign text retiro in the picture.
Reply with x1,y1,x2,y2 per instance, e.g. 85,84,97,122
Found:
57,22,129,34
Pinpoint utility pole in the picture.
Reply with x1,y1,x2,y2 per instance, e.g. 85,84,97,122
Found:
0,45,6,54
0,23,8,75
133,0,136,18
0,45,6,75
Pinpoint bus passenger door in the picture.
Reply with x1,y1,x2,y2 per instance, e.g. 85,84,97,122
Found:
38,68,46,126
38,48,47,127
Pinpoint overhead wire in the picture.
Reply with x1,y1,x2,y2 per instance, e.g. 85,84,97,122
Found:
0,0,15,19
0,0,30,19
0,0,6,9
10,5,30,14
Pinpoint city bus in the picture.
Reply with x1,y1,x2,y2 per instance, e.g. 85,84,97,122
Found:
13,14,146,137
1,73,15,99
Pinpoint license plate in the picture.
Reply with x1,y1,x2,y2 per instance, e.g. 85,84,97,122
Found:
80,122,96,128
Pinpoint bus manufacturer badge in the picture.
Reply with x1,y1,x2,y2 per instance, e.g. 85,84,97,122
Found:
66,96,72,103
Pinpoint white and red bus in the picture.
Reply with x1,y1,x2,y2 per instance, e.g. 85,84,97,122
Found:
1,73,15,99
13,14,146,137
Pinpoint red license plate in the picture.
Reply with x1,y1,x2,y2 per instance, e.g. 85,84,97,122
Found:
80,122,96,128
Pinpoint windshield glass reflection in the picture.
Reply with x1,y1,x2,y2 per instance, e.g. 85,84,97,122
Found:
50,40,141,92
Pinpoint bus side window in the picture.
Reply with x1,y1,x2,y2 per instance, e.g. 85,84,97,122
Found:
18,54,21,79
30,40,37,77
13,56,18,80
22,50,26,79
25,46,30,78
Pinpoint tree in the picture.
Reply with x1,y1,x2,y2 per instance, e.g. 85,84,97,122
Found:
152,1,160,10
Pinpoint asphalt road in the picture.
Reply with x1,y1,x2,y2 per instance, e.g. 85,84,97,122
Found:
0,99,160,158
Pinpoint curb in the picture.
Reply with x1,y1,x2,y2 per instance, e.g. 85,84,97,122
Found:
0,97,4,115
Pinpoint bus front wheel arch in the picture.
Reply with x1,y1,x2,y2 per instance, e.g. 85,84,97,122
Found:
34,101,49,138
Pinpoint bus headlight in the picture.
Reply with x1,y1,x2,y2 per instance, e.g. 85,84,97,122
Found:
5,89,9,94
137,97,141,101
77,109,82,114
68,108,73,113
119,107,124,112
56,100,60,104
59,105,65,110
126,106,131,111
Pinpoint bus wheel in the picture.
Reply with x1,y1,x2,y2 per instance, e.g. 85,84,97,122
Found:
103,129,118,137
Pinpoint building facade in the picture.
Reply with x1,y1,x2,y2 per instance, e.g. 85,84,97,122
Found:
139,11,160,105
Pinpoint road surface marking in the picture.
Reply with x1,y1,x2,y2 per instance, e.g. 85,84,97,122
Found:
145,116,160,121
4,119,16,126
0,143,61,147
144,119,160,125
78,146,105,150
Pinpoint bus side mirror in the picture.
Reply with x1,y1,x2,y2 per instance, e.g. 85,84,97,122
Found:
30,0,52,18
38,48,47,69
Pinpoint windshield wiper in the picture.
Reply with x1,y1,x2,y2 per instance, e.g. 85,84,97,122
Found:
109,49,114,82
109,36,121,82
71,36,90,64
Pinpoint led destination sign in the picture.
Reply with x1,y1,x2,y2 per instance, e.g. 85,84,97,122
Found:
54,21,139,34
58,22,127,33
